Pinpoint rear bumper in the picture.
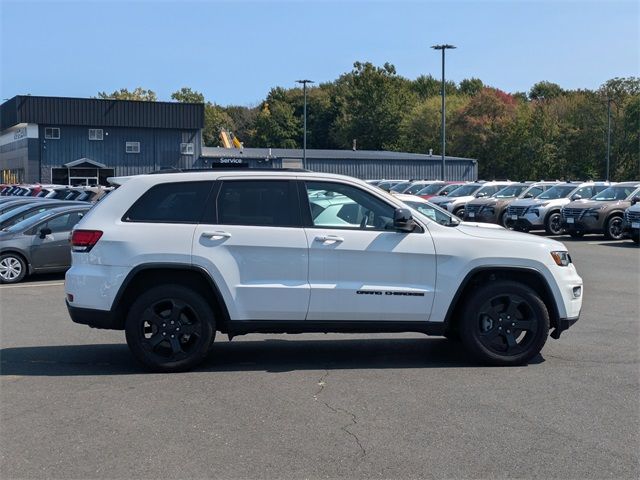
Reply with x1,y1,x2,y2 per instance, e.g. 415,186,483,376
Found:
551,315,579,339
67,301,122,330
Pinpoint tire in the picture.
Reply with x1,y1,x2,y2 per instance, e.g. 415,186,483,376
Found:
632,233,640,245
499,211,511,229
544,212,563,235
569,231,584,238
459,280,550,366
125,284,215,372
0,253,27,284
604,215,624,240
453,207,465,219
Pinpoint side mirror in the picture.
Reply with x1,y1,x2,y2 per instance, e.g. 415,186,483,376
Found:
524,193,534,199
393,208,416,232
631,196,640,206
571,194,582,201
476,192,487,198
39,227,52,239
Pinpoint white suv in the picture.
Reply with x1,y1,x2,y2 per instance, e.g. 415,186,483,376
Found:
65,170,583,372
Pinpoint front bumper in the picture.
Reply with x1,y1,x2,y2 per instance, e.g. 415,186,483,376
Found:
561,216,601,233
465,210,498,223
551,315,579,339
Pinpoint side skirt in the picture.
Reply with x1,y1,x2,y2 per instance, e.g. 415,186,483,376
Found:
226,320,445,339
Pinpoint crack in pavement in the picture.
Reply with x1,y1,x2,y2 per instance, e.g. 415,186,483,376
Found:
313,370,367,458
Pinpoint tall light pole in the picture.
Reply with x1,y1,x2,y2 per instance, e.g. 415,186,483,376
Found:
296,79,314,169
606,97,611,181
431,44,456,180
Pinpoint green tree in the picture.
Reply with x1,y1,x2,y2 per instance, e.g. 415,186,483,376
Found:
254,88,301,148
97,87,157,101
171,87,205,103
529,81,564,101
458,78,484,96
411,74,456,99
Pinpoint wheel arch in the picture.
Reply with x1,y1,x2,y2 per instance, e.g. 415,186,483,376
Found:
543,208,561,225
112,263,231,332
443,266,560,335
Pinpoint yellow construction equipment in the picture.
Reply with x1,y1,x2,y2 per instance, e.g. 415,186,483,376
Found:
219,129,243,149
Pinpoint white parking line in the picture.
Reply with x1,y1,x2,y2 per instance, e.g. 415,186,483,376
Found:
0,282,65,289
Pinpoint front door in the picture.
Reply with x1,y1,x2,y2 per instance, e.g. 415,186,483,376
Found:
192,179,309,321
302,180,436,322
30,211,86,269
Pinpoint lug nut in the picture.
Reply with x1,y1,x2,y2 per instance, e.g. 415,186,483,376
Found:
176,327,180,331
512,322,515,326
170,334,175,338
498,326,502,330
170,321,174,325
162,332,166,336
162,323,166,327
507,329,511,333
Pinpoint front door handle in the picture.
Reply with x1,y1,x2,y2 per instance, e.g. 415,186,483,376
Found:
201,231,231,240
315,235,344,244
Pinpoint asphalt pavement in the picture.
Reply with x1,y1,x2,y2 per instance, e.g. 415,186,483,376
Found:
1,236,638,479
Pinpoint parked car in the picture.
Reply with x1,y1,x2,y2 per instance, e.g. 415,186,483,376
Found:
0,200,89,230
429,181,514,218
508,181,611,235
0,205,91,284
463,182,559,227
416,181,466,200
391,180,442,195
623,200,640,244
0,198,46,215
65,170,582,372
376,180,408,192
561,182,640,239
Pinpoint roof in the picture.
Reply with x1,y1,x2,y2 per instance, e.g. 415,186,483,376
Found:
201,147,477,163
0,95,204,131
63,158,107,168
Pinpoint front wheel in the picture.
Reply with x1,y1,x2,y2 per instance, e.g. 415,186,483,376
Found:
125,285,215,372
499,211,511,229
453,207,465,219
604,215,624,240
459,281,549,366
545,212,564,235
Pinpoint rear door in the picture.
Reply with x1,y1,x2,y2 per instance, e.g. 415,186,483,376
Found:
302,180,436,322
192,178,309,321
30,210,86,268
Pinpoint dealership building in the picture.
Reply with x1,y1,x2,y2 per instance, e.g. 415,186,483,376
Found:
0,95,477,184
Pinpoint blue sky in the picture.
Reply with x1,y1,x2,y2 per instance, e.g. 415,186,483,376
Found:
1,0,638,105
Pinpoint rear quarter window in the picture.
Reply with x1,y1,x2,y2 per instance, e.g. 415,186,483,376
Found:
123,181,214,223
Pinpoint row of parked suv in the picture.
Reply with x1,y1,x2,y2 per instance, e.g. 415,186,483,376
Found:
0,184,113,202
370,179,640,243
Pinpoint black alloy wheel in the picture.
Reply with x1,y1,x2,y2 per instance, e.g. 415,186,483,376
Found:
604,216,624,240
545,212,563,235
125,285,215,372
460,281,549,365
500,211,511,229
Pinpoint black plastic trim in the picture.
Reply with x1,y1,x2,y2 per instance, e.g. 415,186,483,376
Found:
226,320,445,337
67,302,120,330
550,315,579,339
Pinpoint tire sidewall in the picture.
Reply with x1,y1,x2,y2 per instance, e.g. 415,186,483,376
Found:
545,212,563,235
605,215,624,240
460,281,550,366
125,284,215,372
0,253,27,284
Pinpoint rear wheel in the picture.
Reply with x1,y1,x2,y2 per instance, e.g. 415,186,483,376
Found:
0,253,27,284
459,281,549,366
544,212,563,235
604,215,624,240
125,285,215,372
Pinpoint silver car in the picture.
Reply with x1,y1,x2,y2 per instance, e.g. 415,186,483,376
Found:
0,205,90,284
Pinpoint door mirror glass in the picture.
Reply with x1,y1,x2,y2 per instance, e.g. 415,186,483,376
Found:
631,196,640,205
39,227,52,239
571,194,582,201
393,208,416,232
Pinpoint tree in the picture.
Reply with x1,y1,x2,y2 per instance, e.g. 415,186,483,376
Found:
529,81,564,101
97,87,157,101
411,74,456,99
171,87,205,103
458,78,484,96
253,88,301,148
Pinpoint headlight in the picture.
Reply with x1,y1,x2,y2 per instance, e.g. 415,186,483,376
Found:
551,251,572,266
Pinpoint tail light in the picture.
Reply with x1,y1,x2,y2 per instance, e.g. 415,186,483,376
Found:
71,229,103,252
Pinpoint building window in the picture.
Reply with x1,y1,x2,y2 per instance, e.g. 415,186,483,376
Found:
45,127,60,139
180,143,195,155
126,141,141,154
89,129,104,141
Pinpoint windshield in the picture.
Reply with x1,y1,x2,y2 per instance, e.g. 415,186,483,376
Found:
447,184,481,197
416,183,446,195
403,201,459,226
592,185,639,201
390,181,413,193
404,183,431,195
537,185,578,200
3,209,58,233
494,185,528,198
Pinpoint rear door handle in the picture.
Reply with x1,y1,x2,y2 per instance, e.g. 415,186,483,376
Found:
201,231,231,239
315,235,344,244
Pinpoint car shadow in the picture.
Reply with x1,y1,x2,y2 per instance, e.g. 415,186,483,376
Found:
0,337,545,376
596,241,638,249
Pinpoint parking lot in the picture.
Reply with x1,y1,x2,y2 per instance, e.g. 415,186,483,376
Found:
1,236,638,479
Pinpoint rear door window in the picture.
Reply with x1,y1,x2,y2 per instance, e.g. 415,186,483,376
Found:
123,182,214,223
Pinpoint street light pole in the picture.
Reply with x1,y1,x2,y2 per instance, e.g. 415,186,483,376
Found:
606,97,611,181
296,79,314,169
431,44,456,180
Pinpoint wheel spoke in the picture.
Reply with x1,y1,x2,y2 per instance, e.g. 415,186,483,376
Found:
513,319,535,332
505,332,518,350
180,324,198,336
169,301,186,323
480,328,501,340
142,308,164,327
169,336,183,354
147,332,166,348
505,301,520,320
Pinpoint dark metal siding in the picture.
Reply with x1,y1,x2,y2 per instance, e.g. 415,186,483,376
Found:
39,125,201,182
1,96,204,130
